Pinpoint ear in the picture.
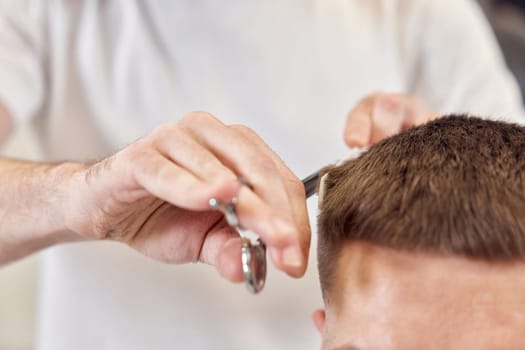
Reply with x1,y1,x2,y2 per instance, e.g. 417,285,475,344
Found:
312,309,326,334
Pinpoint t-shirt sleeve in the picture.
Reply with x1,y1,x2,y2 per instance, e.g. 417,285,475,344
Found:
402,0,525,124
0,0,45,124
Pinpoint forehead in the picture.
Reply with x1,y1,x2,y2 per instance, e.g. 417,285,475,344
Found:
324,242,525,350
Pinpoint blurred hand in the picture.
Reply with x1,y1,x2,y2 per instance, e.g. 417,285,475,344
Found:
65,112,310,281
344,92,438,147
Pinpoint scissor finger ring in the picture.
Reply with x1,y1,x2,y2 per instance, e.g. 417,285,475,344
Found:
241,237,266,294
209,179,267,294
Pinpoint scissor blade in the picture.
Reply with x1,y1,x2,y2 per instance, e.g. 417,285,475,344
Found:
302,170,322,199
301,148,367,200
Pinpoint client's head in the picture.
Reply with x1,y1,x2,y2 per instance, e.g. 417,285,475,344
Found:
314,116,525,349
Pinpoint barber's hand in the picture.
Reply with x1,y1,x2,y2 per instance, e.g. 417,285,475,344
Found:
65,112,310,281
344,92,438,147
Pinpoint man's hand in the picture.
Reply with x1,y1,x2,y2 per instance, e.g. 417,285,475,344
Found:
344,92,438,147
64,112,310,281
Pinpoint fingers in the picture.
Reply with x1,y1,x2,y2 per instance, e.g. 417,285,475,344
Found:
198,225,245,282
179,113,295,226
214,236,244,282
236,187,307,277
130,204,244,282
231,125,311,277
370,94,407,144
123,111,310,278
344,92,437,147
131,150,240,210
153,123,238,183
179,113,309,276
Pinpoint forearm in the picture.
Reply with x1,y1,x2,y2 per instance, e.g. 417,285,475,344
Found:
0,157,85,265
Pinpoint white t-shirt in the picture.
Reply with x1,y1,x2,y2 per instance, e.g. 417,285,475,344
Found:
0,1,523,349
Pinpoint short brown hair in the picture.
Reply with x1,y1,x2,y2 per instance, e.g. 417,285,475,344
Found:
318,115,525,297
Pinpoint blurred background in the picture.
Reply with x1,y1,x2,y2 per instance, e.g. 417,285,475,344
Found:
480,0,525,102
0,1,524,349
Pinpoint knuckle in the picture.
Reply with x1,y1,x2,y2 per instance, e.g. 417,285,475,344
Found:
207,165,237,183
193,156,215,174
375,92,396,106
230,124,255,138
153,160,169,179
179,111,219,128
193,156,234,183
249,157,279,185
153,163,174,188
348,92,381,116
257,156,278,173
128,150,159,183
362,91,383,105
122,141,150,164
367,91,383,102
151,123,179,139
373,94,405,119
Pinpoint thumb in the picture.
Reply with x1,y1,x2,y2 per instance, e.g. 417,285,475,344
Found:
216,236,244,282
199,227,244,282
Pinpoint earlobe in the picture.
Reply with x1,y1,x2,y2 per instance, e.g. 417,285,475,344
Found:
311,309,326,334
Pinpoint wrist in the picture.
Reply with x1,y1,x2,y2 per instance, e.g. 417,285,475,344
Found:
26,161,89,245
0,159,88,264
58,161,94,239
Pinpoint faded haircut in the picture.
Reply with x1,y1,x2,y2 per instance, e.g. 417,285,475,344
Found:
317,115,525,297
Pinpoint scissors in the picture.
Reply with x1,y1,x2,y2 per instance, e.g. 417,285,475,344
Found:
208,171,324,294
209,147,367,294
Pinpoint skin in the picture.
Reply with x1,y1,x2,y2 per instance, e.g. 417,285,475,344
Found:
0,111,310,280
313,242,525,350
343,92,437,147
0,91,434,283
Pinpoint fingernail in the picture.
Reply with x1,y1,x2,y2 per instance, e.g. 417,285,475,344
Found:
282,245,303,268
